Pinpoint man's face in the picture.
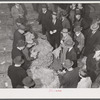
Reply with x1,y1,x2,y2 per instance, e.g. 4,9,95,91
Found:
75,31,80,36
42,8,47,13
76,15,81,20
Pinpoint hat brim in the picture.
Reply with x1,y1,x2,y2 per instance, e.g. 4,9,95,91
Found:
14,59,24,65
63,62,73,68
91,25,99,30
27,82,35,87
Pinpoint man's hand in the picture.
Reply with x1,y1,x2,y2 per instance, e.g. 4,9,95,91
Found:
50,31,53,34
53,30,57,33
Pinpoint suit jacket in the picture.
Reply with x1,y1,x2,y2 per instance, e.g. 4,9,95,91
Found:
74,18,90,31
11,47,31,70
38,10,52,29
74,33,85,52
12,29,25,50
48,18,63,37
86,53,100,82
62,17,71,29
66,47,77,61
84,29,100,56
8,65,28,88
59,67,79,88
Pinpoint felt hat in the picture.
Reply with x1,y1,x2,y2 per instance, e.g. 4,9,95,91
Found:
61,28,68,34
74,26,82,32
61,11,68,17
64,39,75,47
17,40,26,47
52,11,57,16
22,76,35,88
14,56,24,65
16,18,26,25
63,59,73,68
41,4,48,8
91,22,99,31
75,9,81,15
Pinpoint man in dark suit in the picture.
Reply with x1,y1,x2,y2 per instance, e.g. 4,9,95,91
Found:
83,19,100,57
12,17,27,50
86,44,100,82
8,56,28,88
58,59,79,88
48,11,63,49
12,40,34,70
38,4,52,35
8,56,35,88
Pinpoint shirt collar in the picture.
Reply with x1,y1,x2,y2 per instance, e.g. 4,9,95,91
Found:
68,47,73,52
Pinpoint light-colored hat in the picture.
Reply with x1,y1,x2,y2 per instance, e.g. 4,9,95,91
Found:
91,23,99,31
63,59,73,68
64,39,75,47
61,28,68,34
91,18,100,30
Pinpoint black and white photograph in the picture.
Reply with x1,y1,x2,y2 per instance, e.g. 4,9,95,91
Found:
0,1,100,91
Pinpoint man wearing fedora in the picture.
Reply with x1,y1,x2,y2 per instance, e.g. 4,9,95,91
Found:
74,8,90,37
12,40,34,70
74,25,85,57
58,59,79,88
77,68,92,88
12,18,27,50
60,28,74,64
8,56,28,88
48,11,63,49
83,18,100,57
61,11,71,30
65,40,77,68
8,56,35,88
38,4,52,35
86,44,100,82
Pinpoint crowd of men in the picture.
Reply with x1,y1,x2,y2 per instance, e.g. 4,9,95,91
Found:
7,3,100,88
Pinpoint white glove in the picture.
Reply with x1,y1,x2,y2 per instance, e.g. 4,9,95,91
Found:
50,31,53,34
53,30,57,33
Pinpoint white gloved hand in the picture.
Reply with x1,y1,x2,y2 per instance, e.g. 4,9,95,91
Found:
50,31,53,34
53,30,57,33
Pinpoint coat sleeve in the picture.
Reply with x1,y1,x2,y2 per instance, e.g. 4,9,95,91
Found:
59,73,69,87
38,12,42,24
22,47,31,61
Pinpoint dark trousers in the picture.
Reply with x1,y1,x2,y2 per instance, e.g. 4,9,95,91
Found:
48,33,60,50
42,25,47,35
